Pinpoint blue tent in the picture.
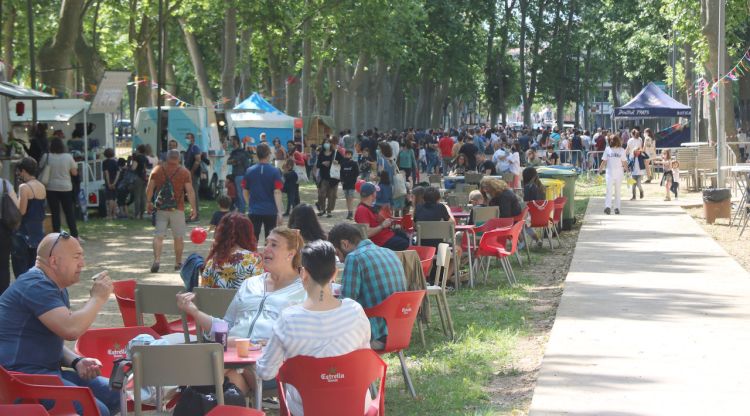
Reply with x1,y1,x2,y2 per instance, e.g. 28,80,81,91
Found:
614,82,691,118
233,92,284,114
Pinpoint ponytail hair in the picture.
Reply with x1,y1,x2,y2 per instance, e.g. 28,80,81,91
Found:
269,226,305,269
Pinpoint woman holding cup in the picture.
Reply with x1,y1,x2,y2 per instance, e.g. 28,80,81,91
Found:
176,226,306,397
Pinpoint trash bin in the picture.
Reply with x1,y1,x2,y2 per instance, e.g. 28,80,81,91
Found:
702,188,731,224
538,166,580,230
539,178,564,200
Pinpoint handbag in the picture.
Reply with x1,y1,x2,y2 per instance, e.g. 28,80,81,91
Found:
391,161,407,199
39,153,51,185
0,180,22,230
172,378,246,416
329,160,341,180
293,164,309,182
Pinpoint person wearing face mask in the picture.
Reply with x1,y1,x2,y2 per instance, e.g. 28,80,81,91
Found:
177,226,306,398
316,138,343,218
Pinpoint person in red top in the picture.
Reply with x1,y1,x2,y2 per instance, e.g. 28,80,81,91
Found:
438,133,455,174
354,182,410,251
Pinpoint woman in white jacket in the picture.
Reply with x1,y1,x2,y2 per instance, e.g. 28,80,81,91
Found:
598,134,628,215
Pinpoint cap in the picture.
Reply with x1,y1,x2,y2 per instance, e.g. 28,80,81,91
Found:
359,182,380,197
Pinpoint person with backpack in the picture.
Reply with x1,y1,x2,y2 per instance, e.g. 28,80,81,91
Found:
145,149,198,273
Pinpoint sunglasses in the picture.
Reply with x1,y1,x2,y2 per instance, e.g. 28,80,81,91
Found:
49,231,71,258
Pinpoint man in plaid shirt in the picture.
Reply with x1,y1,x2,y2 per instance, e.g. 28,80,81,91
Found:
328,223,406,349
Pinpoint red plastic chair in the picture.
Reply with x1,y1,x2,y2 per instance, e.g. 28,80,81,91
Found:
0,404,51,415
206,405,266,415
475,221,524,285
276,349,386,416
112,280,194,335
364,290,426,398
407,245,436,277
527,200,556,249
0,366,100,416
513,206,531,263
551,196,567,247
74,326,164,414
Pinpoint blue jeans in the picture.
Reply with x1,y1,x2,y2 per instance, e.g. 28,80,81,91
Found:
426,151,438,174
42,370,120,416
234,175,246,214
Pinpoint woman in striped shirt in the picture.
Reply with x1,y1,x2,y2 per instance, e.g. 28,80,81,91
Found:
256,240,371,415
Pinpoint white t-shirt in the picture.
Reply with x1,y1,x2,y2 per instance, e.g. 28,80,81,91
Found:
42,153,77,192
256,298,371,416
626,137,643,158
602,146,626,177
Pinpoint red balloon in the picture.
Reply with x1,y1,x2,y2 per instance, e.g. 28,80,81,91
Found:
190,227,208,244
355,179,365,193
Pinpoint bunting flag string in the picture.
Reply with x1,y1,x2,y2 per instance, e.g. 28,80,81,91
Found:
690,46,750,101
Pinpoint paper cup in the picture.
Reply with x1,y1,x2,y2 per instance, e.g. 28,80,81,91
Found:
235,338,250,357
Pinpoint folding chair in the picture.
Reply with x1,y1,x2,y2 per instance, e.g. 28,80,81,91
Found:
113,280,187,336
513,206,531,263
426,243,455,341
0,366,99,416
527,200,556,249
135,283,195,344
131,343,225,416
471,205,500,225
74,326,162,415
364,290,426,398
551,196,567,247
415,221,460,288
276,349,386,416
191,287,238,342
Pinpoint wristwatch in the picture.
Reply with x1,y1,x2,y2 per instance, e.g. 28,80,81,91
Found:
70,356,84,369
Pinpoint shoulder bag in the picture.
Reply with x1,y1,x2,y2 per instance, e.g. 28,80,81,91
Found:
1,180,22,230
38,153,51,185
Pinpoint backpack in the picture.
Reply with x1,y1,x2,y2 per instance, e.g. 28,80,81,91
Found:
154,168,180,210
117,169,138,193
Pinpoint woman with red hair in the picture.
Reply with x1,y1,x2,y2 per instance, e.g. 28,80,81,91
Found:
200,212,263,288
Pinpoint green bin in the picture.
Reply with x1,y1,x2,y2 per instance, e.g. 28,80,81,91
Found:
537,166,579,230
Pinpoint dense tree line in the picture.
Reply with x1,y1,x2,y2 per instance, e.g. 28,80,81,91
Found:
1,0,748,138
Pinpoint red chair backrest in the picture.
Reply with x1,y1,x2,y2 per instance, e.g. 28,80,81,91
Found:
363,290,426,354
206,405,266,415
276,349,386,416
475,217,513,234
0,404,51,415
477,221,524,255
112,280,170,332
400,213,414,232
526,200,555,228
0,366,100,415
75,326,162,376
553,196,567,223
407,245,436,277
513,206,529,224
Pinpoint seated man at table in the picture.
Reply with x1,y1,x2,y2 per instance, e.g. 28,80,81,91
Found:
354,182,410,251
0,233,120,416
328,223,406,349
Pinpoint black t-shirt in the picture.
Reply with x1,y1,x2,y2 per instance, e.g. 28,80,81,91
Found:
102,158,119,185
459,142,479,170
132,153,148,178
414,202,451,248
210,210,229,226
340,158,359,190
316,150,343,184
283,170,298,193
479,160,497,175
523,183,545,202
489,189,522,218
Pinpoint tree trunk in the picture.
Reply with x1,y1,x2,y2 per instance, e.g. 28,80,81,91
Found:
701,0,736,141
554,0,573,128
485,0,498,126
684,42,699,141
523,0,548,127
134,15,152,109
312,53,327,114
146,41,159,105
179,17,215,108
301,0,312,117
582,44,592,130
285,38,301,116
2,4,16,80
519,0,528,126
38,0,85,93
237,27,252,101
74,34,106,95
574,45,581,128
221,1,237,110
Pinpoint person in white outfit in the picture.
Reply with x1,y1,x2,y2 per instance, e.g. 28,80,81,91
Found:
625,128,643,158
599,134,628,215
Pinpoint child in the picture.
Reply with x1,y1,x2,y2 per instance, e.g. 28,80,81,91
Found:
670,160,680,199
209,195,232,233
660,149,674,201
628,148,649,200
282,159,300,216
225,175,237,209
339,150,359,220
358,147,372,180
468,189,485,207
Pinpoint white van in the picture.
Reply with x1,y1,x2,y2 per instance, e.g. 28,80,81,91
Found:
133,106,226,199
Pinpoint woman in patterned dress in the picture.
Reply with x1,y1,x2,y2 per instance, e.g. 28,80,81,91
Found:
200,212,263,288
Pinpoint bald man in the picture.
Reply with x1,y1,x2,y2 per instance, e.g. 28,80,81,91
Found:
0,233,119,415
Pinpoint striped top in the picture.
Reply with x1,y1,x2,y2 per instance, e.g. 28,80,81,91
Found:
256,299,371,415
340,239,406,341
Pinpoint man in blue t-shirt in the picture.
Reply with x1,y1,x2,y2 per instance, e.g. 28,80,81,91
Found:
0,233,119,415
243,143,284,240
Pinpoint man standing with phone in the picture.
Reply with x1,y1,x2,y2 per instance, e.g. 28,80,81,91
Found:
0,232,120,416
